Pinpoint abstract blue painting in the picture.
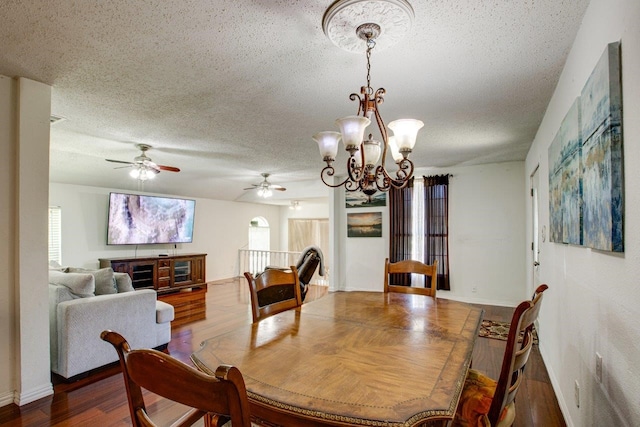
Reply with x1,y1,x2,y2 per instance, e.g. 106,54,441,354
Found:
580,42,623,252
548,99,582,245
548,42,623,252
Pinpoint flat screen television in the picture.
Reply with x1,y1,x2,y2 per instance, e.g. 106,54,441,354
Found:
107,192,196,245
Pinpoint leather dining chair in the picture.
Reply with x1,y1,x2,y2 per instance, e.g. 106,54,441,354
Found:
244,266,302,323
453,285,549,426
384,258,439,297
101,330,251,427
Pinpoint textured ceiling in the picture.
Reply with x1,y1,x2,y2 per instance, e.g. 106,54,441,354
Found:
0,0,590,204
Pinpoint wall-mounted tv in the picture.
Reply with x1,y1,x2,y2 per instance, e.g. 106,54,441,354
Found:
107,192,196,245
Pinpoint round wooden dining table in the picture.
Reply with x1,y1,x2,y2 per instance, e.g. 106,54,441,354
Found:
191,291,484,427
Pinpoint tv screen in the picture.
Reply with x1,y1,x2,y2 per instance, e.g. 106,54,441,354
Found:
107,192,196,245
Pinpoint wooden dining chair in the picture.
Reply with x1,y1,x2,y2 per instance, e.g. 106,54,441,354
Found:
384,258,439,297
101,330,251,427
244,266,302,323
453,285,548,427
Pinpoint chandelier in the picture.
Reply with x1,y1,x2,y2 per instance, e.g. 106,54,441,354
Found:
313,0,423,198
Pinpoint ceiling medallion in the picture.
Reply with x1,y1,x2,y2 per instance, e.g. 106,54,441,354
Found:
314,0,422,199
322,0,415,53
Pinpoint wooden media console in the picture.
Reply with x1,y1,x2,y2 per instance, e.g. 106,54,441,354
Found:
99,253,206,293
100,253,208,325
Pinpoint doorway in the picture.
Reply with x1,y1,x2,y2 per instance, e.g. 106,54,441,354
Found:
248,217,270,274
288,218,329,285
530,166,541,297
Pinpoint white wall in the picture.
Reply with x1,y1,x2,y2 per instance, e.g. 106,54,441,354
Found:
341,191,390,292
332,161,527,305
50,183,283,280
525,0,640,425
445,162,526,305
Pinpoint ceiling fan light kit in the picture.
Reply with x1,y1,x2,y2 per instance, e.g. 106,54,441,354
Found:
106,144,180,182
244,173,286,199
129,166,157,181
257,187,273,199
314,0,422,199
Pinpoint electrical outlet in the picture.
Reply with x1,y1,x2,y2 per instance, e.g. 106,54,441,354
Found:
574,380,580,408
471,286,477,293
596,353,603,383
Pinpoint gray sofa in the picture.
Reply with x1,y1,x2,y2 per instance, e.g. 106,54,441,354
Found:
48,267,174,379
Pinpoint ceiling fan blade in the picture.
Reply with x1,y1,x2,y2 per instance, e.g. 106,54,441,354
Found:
158,165,180,172
106,159,134,165
273,187,286,191
243,186,258,190
114,165,134,170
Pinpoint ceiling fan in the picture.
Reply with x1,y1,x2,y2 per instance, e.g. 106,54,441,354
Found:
244,173,286,198
105,144,180,181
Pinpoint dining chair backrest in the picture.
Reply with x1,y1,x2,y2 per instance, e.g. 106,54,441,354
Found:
531,283,549,300
244,266,302,323
487,285,548,424
384,258,438,297
525,284,548,338
101,330,251,427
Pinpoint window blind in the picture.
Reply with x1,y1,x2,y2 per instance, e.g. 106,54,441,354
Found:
48,206,62,265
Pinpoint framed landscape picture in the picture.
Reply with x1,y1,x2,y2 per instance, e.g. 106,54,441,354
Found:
345,192,386,208
347,212,382,238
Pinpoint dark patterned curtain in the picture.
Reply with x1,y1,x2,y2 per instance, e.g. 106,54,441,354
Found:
423,175,450,290
388,178,413,286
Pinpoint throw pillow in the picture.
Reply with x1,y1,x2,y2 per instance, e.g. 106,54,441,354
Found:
48,260,66,271
114,272,135,293
49,270,95,298
67,267,118,295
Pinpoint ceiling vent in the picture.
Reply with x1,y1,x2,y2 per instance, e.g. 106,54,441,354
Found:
50,114,67,125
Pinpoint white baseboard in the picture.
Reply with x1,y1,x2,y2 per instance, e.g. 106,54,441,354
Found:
13,382,53,406
539,343,574,427
0,391,14,408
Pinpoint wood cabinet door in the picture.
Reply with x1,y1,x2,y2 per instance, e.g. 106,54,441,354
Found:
157,258,172,290
191,256,206,284
172,258,193,286
128,261,157,290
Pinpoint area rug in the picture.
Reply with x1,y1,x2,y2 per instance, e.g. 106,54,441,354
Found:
479,320,539,344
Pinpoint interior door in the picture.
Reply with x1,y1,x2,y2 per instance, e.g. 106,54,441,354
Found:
530,166,541,296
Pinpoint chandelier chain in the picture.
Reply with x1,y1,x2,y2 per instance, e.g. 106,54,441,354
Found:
365,37,375,94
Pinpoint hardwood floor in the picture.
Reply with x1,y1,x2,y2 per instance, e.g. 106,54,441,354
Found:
0,279,565,426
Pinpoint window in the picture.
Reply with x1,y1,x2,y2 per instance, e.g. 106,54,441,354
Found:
48,206,62,265
390,175,450,290
248,216,270,251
